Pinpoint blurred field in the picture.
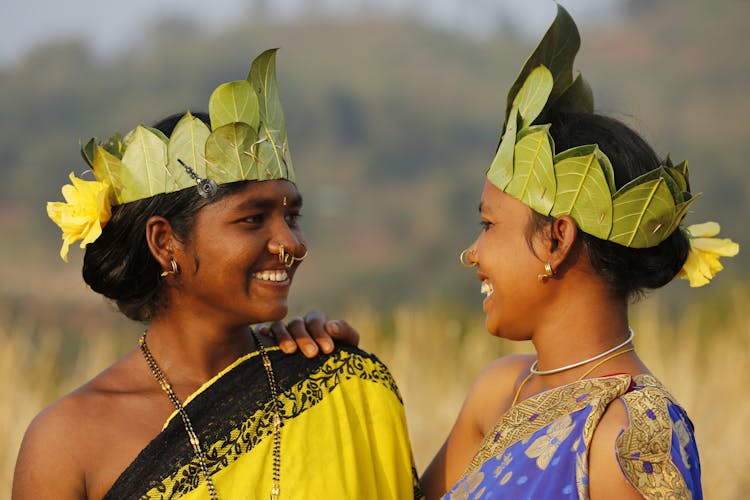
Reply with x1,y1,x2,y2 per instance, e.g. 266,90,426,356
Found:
2,289,749,498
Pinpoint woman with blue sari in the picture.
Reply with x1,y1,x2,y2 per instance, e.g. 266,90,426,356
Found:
417,6,737,499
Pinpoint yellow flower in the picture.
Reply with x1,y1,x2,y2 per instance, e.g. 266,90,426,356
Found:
677,222,739,287
46,172,112,262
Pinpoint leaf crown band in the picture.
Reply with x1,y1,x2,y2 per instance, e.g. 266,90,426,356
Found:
82,48,295,206
486,6,696,249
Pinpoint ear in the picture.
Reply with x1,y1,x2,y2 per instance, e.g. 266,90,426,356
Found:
145,216,179,272
547,215,579,270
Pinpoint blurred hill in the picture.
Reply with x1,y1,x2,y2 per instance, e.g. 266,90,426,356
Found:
0,0,747,317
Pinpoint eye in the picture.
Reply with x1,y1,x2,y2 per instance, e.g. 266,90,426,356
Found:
285,212,302,227
243,214,266,225
479,220,493,231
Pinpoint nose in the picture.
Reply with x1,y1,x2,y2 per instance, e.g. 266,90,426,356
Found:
267,219,307,268
460,246,478,268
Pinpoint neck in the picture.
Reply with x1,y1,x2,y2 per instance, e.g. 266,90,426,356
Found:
529,279,636,383
144,313,257,386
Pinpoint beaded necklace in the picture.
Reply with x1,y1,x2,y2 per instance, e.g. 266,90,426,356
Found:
139,331,282,499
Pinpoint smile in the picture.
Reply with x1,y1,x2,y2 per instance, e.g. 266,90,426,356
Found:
253,270,289,282
481,280,494,297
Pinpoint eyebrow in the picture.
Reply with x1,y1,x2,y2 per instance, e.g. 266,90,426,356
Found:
235,193,303,211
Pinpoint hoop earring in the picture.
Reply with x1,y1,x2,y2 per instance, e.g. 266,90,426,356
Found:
537,262,554,282
160,258,180,277
459,249,477,268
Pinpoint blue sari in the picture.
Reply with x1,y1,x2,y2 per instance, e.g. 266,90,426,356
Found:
444,374,701,499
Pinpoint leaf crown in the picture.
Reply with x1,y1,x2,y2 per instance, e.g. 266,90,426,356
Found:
486,5,698,248
81,48,294,206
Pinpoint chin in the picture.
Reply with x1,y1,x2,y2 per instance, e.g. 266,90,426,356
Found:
263,303,289,322
485,317,527,341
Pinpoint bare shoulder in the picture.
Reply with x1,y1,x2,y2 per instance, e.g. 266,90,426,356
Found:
473,353,535,386
420,354,534,499
588,399,641,499
13,350,156,499
12,390,89,498
468,354,535,424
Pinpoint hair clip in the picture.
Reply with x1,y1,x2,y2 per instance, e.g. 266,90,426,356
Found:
178,159,218,199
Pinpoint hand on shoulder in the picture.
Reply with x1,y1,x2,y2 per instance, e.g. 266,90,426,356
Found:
258,309,360,357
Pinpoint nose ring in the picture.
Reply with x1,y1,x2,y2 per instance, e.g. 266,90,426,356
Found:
278,244,309,268
459,249,477,268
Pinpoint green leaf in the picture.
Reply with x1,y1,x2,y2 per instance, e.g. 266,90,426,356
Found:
81,138,96,168
120,125,169,204
550,145,613,239
248,48,284,130
208,80,260,130
666,194,700,235
255,122,294,181
546,72,594,118
610,177,676,248
101,133,124,159
505,125,555,215
487,106,518,190
662,165,687,195
92,146,126,204
204,123,259,183
248,48,294,180
669,159,690,193
167,112,211,191
504,4,581,129
512,66,553,128
594,148,616,194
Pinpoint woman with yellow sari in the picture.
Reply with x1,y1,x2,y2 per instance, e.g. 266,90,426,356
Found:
13,49,419,499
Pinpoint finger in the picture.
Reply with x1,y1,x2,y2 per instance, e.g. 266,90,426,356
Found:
325,320,360,347
269,321,298,354
287,316,323,358
303,310,335,354
302,309,326,333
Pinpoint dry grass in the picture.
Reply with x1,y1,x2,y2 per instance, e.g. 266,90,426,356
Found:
2,290,748,498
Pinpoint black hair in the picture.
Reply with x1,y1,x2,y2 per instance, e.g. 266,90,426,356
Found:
82,112,248,322
527,113,690,301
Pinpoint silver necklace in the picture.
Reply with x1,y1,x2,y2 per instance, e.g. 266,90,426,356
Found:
529,327,635,375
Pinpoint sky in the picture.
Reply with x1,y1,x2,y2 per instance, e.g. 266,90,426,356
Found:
1,0,619,67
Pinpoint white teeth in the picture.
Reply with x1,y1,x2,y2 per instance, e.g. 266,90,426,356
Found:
254,270,289,282
481,281,494,297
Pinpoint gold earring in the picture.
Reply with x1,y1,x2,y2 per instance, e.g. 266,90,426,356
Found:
161,258,180,277
282,196,288,207
537,262,554,282
459,249,477,268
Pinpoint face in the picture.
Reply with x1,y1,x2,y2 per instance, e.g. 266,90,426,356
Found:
174,179,305,326
467,181,548,340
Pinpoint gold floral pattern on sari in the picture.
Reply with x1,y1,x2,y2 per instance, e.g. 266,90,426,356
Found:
617,375,694,499
466,375,632,475
524,413,575,469
446,374,700,499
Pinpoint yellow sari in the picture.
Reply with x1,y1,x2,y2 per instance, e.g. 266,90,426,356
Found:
105,345,420,499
